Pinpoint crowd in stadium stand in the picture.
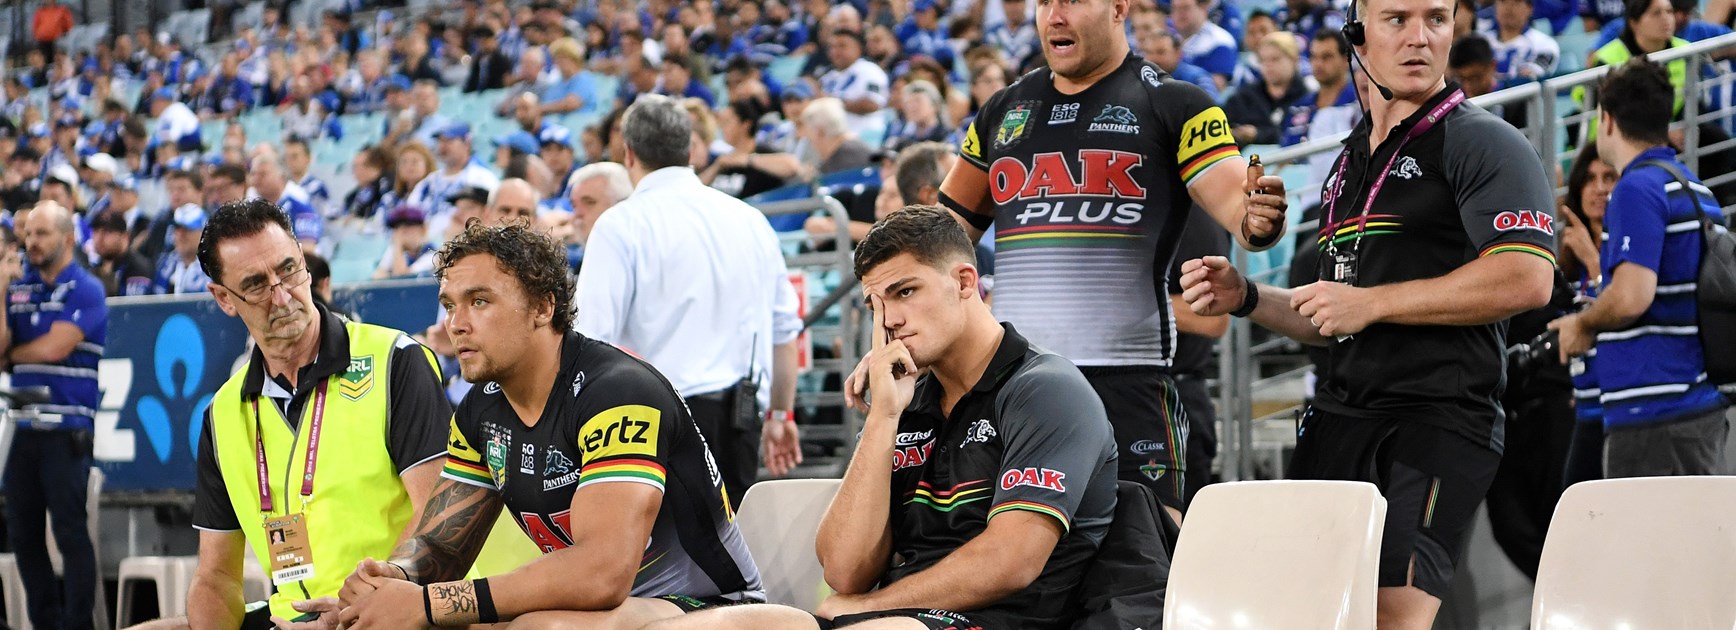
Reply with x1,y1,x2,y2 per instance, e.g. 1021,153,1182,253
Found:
3,0,1728,299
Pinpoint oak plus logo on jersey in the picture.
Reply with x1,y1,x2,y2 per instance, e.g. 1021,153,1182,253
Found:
1000,467,1066,492
991,151,1149,225
1089,104,1141,134
1049,103,1080,125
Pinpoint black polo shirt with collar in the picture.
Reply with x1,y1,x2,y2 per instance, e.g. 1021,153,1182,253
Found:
192,304,452,531
884,323,1117,628
1311,81,1557,452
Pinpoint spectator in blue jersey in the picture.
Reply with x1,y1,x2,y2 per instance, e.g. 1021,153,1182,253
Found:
896,0,955,69
1551,58,1731,478
1584,0,1630,32
1226,32,1313,146
204,53,256,120
149,87,202,153
1234,10,1279,88
493,130,542,171
986,0,1039,70
1138,29,1222,102
344,145,396,220
1277,0,1346,43
658,52,718,107
2,202,105,630
883,80,950,152
405,80,454,149
539,125,580,204
284,138,333,219
1207,0,1247,48
1305,34,1366,181
541,38,599,117
1480,0,1560,82
1174,0,1239,91
156,203,212,294
373,205,437,279
249,156,323,249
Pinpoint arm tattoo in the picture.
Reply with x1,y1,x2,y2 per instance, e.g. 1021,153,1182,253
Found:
427,580,481,626
392,478,503,584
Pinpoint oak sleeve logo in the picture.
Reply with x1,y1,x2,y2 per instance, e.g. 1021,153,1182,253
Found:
1177,107,1235,164
1492,210,1555,235
578,405,662,462
999,467,1067,492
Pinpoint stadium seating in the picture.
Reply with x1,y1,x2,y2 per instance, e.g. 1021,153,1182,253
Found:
734,478,841,611
1164,480,1384,630
1531,477,1736,628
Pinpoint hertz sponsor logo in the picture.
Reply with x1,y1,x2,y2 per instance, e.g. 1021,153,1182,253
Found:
1178,108,1235,163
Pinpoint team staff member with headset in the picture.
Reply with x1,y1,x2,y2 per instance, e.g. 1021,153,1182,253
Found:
896,0,1287,525
173,199,451,630
1180,0,1557,624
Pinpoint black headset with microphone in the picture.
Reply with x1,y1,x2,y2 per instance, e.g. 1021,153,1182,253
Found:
1342,0,1395,100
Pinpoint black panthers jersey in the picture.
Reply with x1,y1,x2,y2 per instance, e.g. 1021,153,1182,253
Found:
442,332,763,601
959,53,1240,368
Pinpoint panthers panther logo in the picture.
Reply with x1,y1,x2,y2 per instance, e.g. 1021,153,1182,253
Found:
1089,105,1141,134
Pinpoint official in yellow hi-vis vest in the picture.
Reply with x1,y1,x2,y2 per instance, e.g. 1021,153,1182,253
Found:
172,199,452,630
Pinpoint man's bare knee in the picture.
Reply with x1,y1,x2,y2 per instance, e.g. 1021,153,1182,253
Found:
123,615,190,630
831,619,931,630
506,598,686,630
643,604,821,630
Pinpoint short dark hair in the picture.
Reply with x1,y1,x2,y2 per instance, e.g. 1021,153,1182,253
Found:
166,168,203,190
284,136,310,154
1313,27,1350,57
1448,34,1495,69
894,141,952,205
199,197,294,285
1599,57,1673,145
211,164,247,185
854,205,977,278
304,251,332,287
434,221,576,332
621,94,692,171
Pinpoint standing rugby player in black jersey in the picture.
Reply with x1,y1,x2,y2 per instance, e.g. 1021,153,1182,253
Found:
336,222,762,629
899,0,1287,522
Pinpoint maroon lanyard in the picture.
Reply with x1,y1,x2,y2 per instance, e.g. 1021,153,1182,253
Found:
252,380,329,514
1323,88,1467,253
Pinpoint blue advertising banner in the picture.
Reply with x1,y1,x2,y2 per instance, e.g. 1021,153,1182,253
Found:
94,280,440,492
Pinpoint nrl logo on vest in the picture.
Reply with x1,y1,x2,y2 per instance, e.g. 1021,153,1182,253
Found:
338,355,375,401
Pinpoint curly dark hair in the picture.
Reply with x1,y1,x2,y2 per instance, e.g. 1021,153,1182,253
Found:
854,204,977,279
435,220,576,332
198,197,294,286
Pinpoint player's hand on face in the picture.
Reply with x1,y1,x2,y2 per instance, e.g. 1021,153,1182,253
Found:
864,295,917,419
1291,281,1378,337
338,558,404,608
1179,256,1250,317
1244,159,1287,242
272,597,341,630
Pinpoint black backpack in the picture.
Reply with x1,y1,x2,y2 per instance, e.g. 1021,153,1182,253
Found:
1638,158,1736,386
1070,481,1180,630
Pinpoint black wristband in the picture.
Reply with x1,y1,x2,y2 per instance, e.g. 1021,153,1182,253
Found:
473,577,500,624
940,191,994,232
1230,282,1260,318
423,586,435,626
1242,215,1280,249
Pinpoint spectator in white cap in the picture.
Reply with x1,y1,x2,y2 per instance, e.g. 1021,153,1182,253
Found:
77,153,119,213
155,203,211,294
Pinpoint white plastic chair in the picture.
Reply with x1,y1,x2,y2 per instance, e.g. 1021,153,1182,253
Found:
1164,480,1385,630
0,468,108,630
733,479,841,612
1532,477,1736,629
116,555,198,625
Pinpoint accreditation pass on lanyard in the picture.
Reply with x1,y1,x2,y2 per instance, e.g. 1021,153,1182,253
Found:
254,381,329,586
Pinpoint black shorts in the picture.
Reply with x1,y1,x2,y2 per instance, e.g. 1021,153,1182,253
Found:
820,608,1010,630
659,593,758,613
1288,408,1500,599
1081,366,1187,511
239,605,273,630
